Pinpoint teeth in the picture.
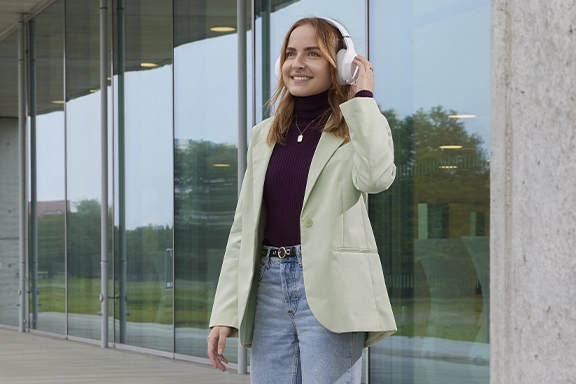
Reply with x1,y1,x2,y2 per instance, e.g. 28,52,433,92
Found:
293,76,311,81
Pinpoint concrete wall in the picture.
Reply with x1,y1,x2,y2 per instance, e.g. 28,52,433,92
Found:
491,1,576,383
0,117,21,326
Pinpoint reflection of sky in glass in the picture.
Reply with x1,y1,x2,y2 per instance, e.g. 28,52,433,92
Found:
174,33,238,144
371,0,490,151
122,66,173,229
36,112,65,201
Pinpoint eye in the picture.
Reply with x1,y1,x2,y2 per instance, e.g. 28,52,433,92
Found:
308,51,320,57
285,51,296,58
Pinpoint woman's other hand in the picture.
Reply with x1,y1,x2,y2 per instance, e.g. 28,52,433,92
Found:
350,54,375,94
207,326,232,371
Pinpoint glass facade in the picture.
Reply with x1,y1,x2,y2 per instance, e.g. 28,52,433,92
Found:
0,0,490,382
32,1,66,334
368,2,490,383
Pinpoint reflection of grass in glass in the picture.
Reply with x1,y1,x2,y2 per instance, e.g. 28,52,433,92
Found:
37,277,66,313
391,297,487,343
38,278,213,328
175,279,215,329
121,280,174,324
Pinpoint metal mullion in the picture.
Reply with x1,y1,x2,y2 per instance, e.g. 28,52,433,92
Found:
63,0,69,338
237,0,248,375
18,13,27,333
29,18,38,331
100,0,110,349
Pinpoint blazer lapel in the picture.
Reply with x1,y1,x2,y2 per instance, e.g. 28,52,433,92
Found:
302,132,345,210
251,138,273,225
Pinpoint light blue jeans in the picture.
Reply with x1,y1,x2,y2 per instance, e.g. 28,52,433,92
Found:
250,246,366,384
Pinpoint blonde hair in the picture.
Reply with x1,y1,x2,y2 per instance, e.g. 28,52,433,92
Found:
266,17,354,145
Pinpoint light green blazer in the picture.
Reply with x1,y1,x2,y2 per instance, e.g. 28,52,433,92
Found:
209,97,397,348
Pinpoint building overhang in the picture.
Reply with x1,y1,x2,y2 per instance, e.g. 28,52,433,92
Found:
0,0,56,41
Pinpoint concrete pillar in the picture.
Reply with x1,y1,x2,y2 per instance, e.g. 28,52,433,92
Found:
491,1,576,383
0,118,21,327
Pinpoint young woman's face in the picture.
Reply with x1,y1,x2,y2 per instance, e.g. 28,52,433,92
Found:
282,24,333,97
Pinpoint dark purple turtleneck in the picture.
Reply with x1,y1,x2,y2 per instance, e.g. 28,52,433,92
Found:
262,90,373,247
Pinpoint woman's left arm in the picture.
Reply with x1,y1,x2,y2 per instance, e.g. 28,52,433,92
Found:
340,55,396,194
341,97,396,193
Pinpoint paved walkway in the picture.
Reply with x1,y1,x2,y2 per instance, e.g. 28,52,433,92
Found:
0,327,251,383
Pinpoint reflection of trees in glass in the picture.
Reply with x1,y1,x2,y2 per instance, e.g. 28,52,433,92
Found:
370,106,490,341
174,140,238,328
410,106,489,206
37,213,65,279
67,199,102,278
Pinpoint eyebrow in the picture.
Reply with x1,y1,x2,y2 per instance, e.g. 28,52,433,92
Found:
286,46,321,51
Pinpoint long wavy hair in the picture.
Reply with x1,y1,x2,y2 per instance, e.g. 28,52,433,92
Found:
266,17,354,145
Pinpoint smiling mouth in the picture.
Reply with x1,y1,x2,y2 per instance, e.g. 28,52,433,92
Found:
292,76,312,81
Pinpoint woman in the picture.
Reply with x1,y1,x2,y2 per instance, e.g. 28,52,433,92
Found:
207,17,396,383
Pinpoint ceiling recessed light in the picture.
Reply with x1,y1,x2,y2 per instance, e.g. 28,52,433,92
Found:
52,100,65,104
439,145,463,149
448,114,476,119
89,89,97,93
210,26,236,32
141,62,158,68
439,165,458,169
213,164,230,167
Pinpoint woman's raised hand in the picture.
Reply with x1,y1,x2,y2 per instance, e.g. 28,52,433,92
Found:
207,326,232,371
350,54,375,94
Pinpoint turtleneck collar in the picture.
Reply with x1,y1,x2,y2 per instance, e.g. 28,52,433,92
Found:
293,90,330,120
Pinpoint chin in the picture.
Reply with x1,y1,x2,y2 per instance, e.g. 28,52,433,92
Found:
287,87,322,97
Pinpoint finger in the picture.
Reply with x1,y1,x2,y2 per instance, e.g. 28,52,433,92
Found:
217,330,227,356
215,355,228,372
207,333,220,369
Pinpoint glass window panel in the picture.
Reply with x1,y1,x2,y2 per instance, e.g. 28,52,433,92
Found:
114,0,174,352
65,0,113,340
368,1,490,383
0,31,20,327
173,0,240,360
32,0,67,334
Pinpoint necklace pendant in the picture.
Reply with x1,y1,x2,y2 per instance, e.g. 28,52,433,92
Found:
297,134,303,143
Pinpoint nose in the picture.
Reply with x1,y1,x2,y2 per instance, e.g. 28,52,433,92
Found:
292,54,305,69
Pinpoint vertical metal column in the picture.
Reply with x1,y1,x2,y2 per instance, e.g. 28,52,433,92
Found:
100,0,109,349
364,2,371,381
18,13,28,333
117,0,128,344
237,0,248,374
260,0,271,119
29,19,38,330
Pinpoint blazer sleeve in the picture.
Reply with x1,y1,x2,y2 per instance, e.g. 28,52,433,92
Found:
208,134,255,334
340,97,396,193
208,175,245,333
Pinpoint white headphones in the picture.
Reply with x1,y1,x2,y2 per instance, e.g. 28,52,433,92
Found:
274,17,359,85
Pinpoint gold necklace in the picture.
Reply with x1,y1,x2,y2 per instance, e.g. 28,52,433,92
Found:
294,114,323,143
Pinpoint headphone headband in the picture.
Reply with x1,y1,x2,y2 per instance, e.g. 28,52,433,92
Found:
319,17,350,39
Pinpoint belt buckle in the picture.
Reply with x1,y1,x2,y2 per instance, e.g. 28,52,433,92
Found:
277,246,290,259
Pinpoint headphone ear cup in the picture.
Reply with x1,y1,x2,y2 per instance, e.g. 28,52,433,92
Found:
274,57,281,80
336,48,359,85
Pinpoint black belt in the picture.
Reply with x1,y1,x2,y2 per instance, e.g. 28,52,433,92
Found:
262,245,300,259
